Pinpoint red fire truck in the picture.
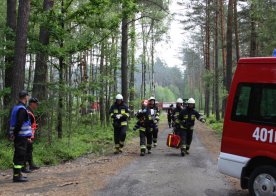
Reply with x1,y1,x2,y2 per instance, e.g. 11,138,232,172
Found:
218,57,276,195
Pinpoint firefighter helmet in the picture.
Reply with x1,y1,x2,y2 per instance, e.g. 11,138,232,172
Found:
187,98,196,104
149,96,155,101
176,98,183,104
116,94,123,100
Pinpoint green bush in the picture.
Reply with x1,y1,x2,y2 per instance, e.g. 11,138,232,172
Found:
0,119,139,170
206,115,224,136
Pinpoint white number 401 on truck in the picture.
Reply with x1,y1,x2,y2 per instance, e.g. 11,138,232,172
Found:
218,55,276,196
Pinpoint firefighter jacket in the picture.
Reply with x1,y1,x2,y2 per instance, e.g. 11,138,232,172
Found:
109,102,130,127
144,105,160,128
172,106,183,128
133,109,147,131
178,108,204,130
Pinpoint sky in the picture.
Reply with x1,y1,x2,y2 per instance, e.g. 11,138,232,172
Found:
155,1,186,69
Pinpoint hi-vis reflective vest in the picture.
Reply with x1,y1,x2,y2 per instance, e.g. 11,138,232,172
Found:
27,110,38,139
10,105,32,137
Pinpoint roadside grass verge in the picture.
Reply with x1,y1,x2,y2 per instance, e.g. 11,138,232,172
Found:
0,119,138,170
206,115,224,137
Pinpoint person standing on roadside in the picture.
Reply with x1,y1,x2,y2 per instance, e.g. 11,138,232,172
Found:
9,91,32,182
22,98,40,173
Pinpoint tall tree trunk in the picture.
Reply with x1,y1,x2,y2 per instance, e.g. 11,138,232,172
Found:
32,0,54,100
220,0,227,118
129,19,136,116
3,0,17,132
204,0,210,117
226,0,234,92
27,54,32,91
99,43,106,126
234,0,240,62
249,2,257,57
151,26,155,96
121,6,129,103
113,39,118,94
215,0,220,121
57,0,64,139
11,0,31,102
142,21,147,99
4,0,17,108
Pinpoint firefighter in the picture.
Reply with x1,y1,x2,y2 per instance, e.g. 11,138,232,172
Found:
133,100,152,156
9,91,32,182
178,98,205,156
172,98,184,136
109,94,130,154
22,98,40,173
148,97,160,147
167,104,174,128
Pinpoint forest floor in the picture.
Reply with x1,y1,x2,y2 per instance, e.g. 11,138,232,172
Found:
0,121,248,196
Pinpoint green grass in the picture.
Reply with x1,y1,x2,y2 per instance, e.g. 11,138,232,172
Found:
0,119,139,170
206,115,224,137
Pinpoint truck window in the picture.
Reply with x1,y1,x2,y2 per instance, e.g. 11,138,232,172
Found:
259,85,276,124
232,83,276,125
233,85,252,121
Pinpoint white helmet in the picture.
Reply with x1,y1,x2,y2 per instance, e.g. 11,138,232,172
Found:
176,98,183,104
149,96,156,101
116,94,123,100
187,98,195,104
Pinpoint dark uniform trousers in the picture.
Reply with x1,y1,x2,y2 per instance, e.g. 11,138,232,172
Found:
180,129,194,150
25,142,33,164
13,137,28,167
114,125,127,147
152,125,158,143
140,128,153,150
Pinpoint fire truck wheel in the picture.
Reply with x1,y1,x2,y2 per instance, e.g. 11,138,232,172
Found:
248,165,276,196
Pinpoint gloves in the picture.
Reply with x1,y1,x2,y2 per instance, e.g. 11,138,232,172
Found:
116,114,123,119
121,114,128,120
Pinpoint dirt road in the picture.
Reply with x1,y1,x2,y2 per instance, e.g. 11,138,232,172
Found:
96,123,248,196
0,122,248,196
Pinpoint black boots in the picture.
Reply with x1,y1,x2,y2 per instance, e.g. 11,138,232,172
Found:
181,148,185,157
22,161,40,172
29,163,40,170
13,168,28,183
22,166,32,173
140,148,146,156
